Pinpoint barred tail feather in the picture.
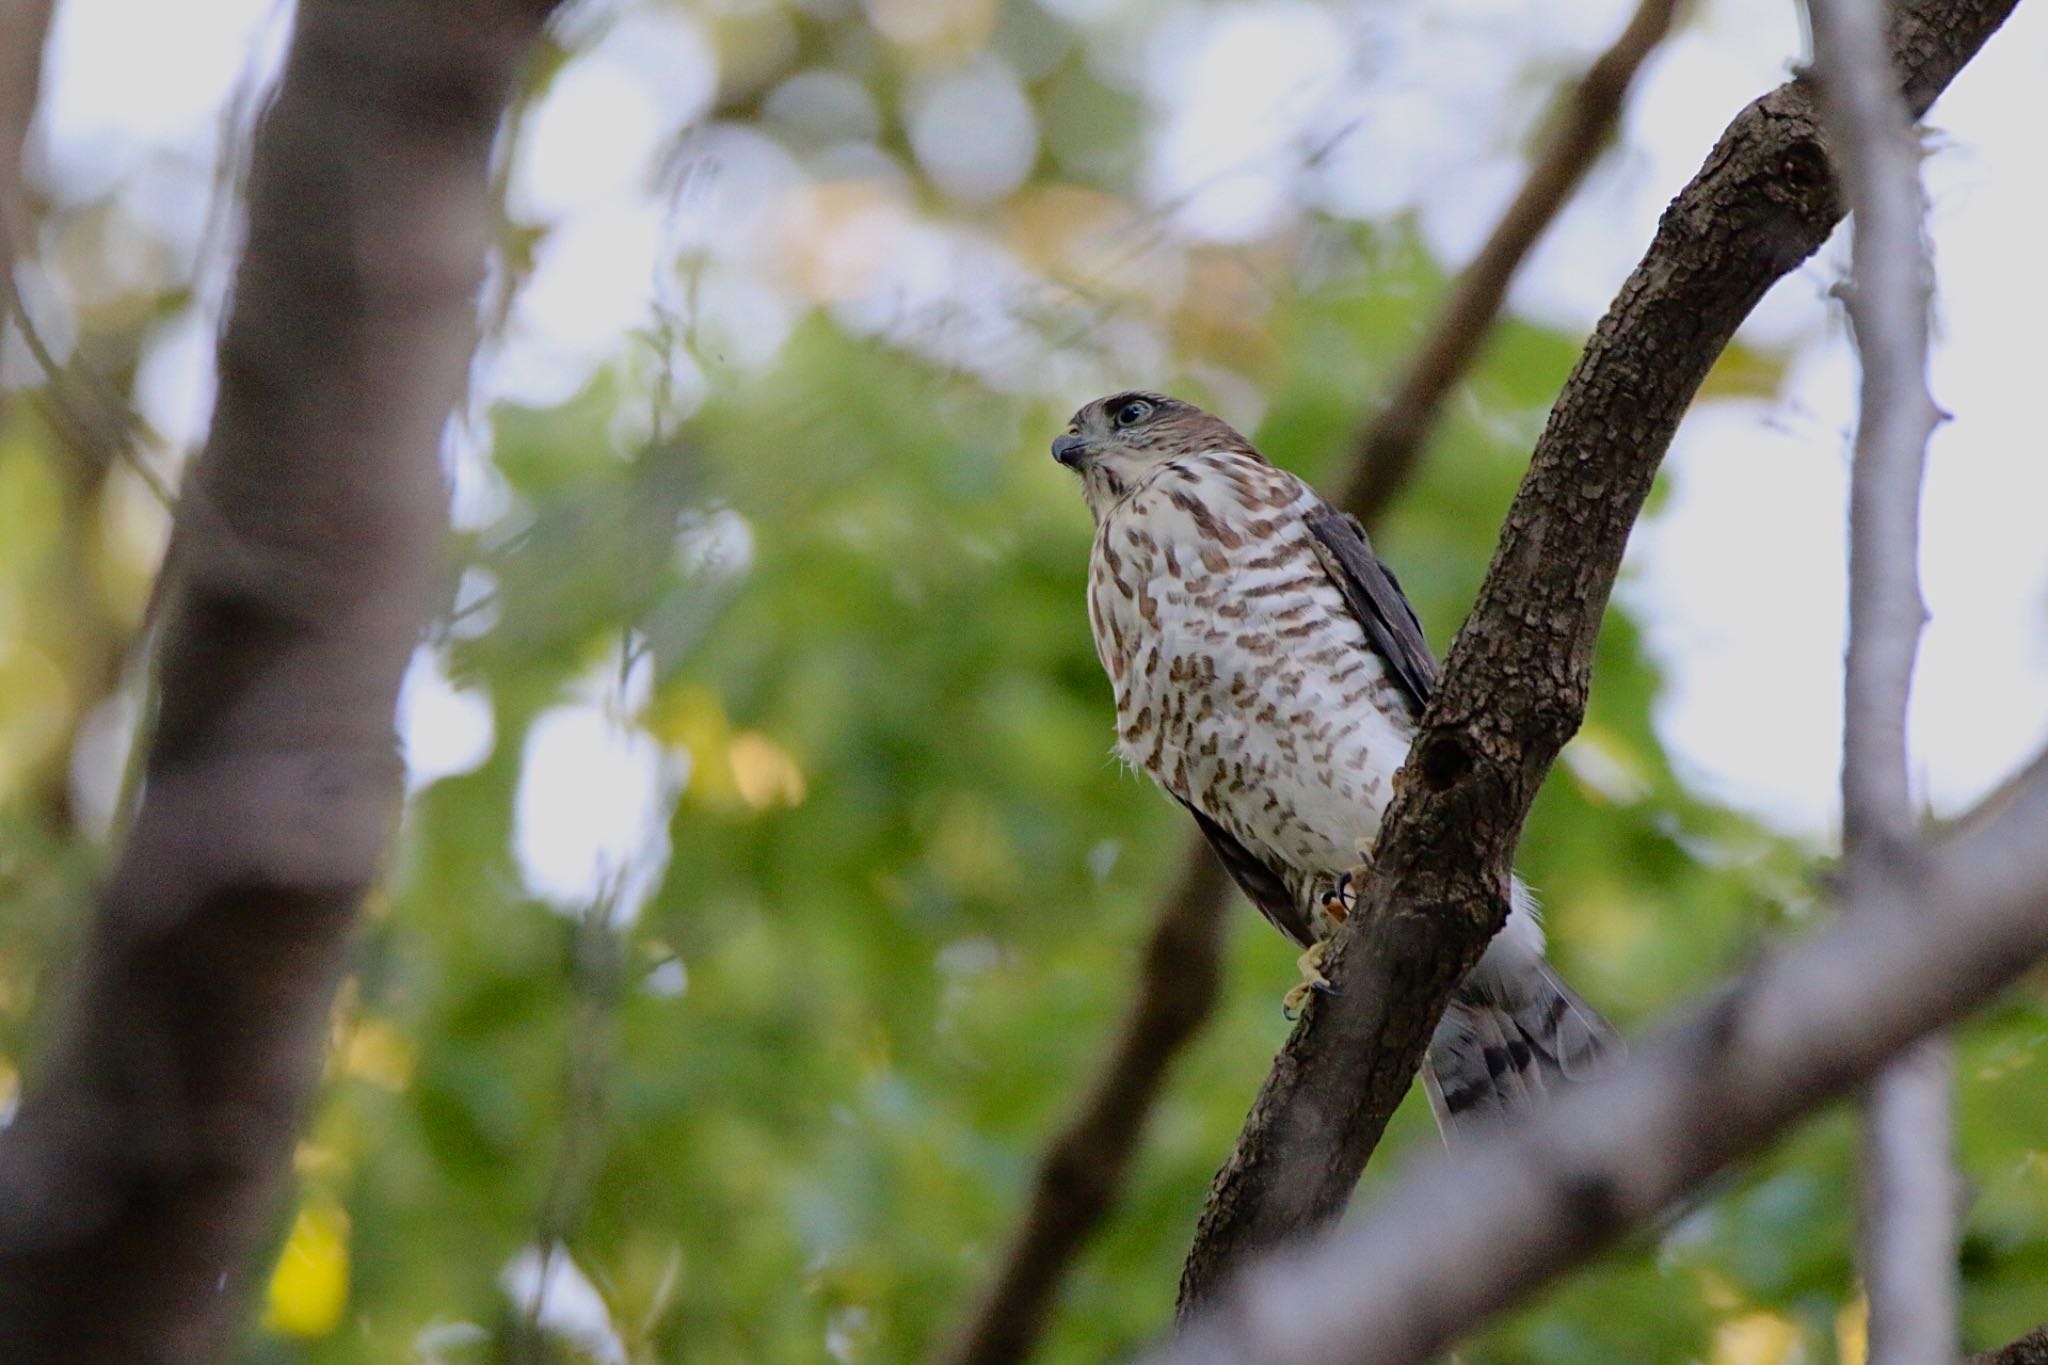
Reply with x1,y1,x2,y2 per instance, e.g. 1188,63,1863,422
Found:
1423,963,1621,1140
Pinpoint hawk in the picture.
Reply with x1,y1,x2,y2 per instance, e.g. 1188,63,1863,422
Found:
1054,391,1617,1134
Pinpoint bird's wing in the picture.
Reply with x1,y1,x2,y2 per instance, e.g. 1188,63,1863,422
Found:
1173,796,1314,948
1302,503,1438,714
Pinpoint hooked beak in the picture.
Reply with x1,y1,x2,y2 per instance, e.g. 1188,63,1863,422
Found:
1051,434,1091,468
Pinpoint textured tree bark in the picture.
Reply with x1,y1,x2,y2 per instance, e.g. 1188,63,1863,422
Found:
1175,0,2020,1317
1156,747,2048,1364
0,2,560,1359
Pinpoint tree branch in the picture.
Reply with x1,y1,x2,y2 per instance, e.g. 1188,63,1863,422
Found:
1806,0,1955,1350
1337,0,1685,525
1157,746,2048,1365
0,3,560,1359
933,849,1233,1365
1175,0,2018,1316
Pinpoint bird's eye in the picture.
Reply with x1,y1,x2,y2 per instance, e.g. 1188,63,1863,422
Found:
1114,398,1154,428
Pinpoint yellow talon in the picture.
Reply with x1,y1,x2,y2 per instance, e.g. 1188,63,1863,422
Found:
1282,941,1336,1019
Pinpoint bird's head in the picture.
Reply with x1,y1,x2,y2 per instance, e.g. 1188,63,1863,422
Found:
1052,391,1255,521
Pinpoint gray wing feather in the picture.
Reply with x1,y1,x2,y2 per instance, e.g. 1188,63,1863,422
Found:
1174,797,1314,949
1302,504,1438,714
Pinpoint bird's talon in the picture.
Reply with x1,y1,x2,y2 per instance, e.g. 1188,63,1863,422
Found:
1282,941,1334,1018
1318,867,1367,930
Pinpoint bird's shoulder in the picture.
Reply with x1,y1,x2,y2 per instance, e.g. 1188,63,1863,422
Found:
1106,447,1316,539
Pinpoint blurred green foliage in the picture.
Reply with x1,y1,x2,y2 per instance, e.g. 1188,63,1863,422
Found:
0,1,2044,1361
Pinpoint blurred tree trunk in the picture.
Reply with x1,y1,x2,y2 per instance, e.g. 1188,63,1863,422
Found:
0,2,560,1359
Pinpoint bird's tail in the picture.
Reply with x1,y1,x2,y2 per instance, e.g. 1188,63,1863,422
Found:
1422,958,1620,1140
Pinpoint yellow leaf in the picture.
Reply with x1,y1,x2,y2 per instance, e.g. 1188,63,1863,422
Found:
651,684,740,808
1712,1310,1803,1365
342,1017,413,1091
728,730,807,811
866,0,995,58
264,1199,350,1339
1698,340,1789,401
1837,1292,1869,1365
1562,722,1651,805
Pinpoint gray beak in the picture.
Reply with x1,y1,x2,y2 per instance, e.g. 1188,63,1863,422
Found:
1051,434,1090,467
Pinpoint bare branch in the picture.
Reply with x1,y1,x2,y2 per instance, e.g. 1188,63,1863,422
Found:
1861,1041,1961,1361
1158,747,2048,1364
934,847,1234,1365
1175,0,2018,1315
1806,0,1956,1353
0,2,560,1359
1338,0,1686,525
1814,0,1942,856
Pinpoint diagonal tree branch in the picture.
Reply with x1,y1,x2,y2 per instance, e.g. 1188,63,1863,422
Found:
933,8,1694,1357
933,850,1233,1365
1175,0,2019,1315
0,2,561,1359
1805,0,1956,1357
1157,744,2048,1365
1337,0,1687,526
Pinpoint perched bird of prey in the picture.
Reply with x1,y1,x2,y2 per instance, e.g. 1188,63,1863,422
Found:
1053,390,1617,1135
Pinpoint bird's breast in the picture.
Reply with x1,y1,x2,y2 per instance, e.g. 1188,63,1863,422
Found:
1088,454,1417,871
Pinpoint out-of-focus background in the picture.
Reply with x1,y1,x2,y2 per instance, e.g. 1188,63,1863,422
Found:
3,0,2045,1358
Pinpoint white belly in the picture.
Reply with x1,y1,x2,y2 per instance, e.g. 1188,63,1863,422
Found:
1124,590,1414,879
1088,452,1419,895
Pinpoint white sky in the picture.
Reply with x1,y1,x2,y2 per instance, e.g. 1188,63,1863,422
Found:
32,0,2048,884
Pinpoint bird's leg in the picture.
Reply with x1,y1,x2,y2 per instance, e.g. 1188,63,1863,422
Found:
1319,849,1373,928
1281,941,1334,1020
1284,854,1376,1018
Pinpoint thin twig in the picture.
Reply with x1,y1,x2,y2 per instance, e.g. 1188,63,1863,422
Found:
511,873,626,1363
1806,0,1956,1356
1157,745,2048,1365
1814,0,1941,855
2,275,177,507
1338,0,1687,525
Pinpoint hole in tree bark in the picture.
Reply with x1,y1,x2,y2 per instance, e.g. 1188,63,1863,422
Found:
1418,736,1470,791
